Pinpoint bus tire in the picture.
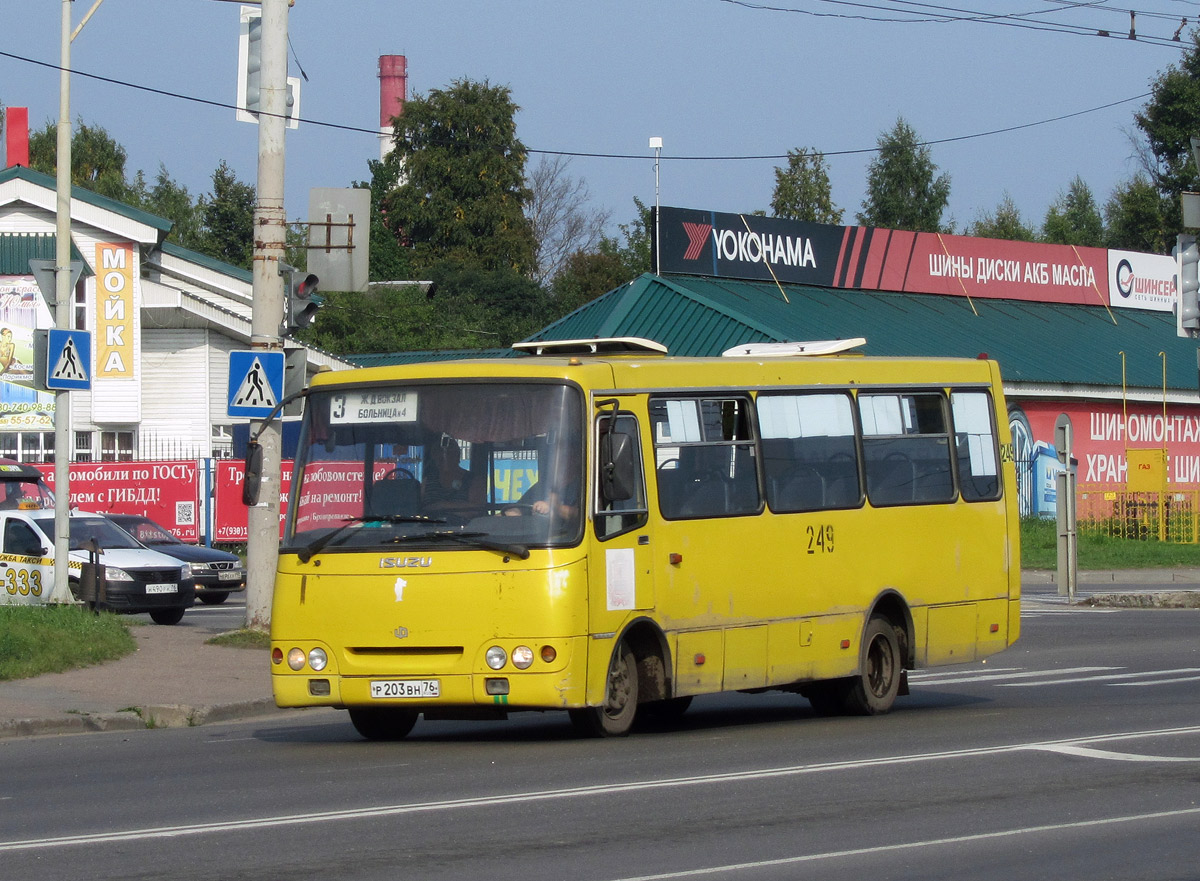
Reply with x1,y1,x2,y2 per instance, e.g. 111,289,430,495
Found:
843,615,902,715
569,641,639,737
348,707,418,741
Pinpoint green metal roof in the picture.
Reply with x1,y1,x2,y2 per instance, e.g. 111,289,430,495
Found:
0,232,94,277
529,273,1195,393
159,240,252,284
0,165,173,234
347,347,515,367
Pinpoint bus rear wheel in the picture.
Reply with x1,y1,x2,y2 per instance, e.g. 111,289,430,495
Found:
348,707,418,741
569,642,639,737
843,616,902,715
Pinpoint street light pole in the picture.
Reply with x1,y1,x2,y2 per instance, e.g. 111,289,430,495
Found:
244,0,290,631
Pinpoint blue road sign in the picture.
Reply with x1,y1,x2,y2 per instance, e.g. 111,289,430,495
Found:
44,329,92,391
228,350,284,418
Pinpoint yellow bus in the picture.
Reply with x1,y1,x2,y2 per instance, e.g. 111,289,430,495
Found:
271,338,1020,739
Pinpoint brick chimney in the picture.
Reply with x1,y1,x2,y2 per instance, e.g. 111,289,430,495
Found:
378,55,406,160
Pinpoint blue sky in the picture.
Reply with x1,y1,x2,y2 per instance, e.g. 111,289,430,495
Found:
2,1,1195,241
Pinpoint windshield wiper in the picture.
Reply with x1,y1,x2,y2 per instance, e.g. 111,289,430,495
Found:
296,514,448,563
387,530,530,560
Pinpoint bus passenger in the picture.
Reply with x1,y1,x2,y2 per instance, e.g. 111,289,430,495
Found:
423,436,473,509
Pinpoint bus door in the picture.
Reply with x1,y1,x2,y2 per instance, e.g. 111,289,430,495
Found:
591,407,654,626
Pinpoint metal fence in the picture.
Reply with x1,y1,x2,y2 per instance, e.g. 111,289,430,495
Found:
1076,486,1200,544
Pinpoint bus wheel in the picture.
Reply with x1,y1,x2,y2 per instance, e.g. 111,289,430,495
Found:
348,707,418,741
844,616,902,715
569,642,639,737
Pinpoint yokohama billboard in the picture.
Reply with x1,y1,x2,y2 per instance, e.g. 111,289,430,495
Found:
653,207,1174,312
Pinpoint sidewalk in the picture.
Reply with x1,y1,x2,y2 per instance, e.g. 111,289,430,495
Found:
2,571,1198,740
0,612,288,739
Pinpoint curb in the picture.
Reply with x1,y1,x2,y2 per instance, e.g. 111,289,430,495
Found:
1022,569,1200,585
0,698,287,740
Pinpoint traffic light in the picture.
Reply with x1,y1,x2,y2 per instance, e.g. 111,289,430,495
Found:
280,263,321,335
243,15,263,115
1175,234,1200,337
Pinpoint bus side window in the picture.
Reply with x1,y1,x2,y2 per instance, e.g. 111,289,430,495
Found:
951,391,1001,501
596,414,648,539
650,397,760,520
859,392,956,506
757,392,861,512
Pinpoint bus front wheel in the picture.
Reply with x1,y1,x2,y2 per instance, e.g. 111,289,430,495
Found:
569,642,639,737
844,616,902,715
348,707,418,741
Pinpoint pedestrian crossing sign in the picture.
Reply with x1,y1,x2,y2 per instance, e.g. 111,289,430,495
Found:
228,350,284,418
44,329,92,391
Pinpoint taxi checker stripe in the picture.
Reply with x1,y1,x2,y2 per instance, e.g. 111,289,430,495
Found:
681,222,711,260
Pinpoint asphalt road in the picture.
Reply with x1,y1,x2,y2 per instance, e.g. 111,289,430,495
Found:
1,586,1198,881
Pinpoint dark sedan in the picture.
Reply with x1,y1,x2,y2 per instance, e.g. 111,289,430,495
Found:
107,514,245,605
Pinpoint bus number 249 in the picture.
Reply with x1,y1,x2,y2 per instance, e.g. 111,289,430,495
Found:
806,525,834,554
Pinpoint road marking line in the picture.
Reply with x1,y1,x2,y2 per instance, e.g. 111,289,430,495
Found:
1108,674,1200,687
1032,744,1200,763
3,724,1199,853
912,666,1117,685
602,807,1200,881
999,667,1200,687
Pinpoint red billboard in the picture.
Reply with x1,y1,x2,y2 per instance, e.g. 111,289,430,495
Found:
212,459,292,542
37,460,201,541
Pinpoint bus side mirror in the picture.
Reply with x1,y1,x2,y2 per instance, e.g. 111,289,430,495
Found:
600,431,636,502
243,442,264,506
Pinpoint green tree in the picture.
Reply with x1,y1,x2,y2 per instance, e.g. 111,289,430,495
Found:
1041,176,1105,247
133,165,203,250
1135,31,1200,236
381,79,535,276
197,161,255,270
1104,175,1167,253
967,193,1036,241
356,155,412,283
770,147,842,224
28,119,133,202
857,118,950,232
550,197,654,312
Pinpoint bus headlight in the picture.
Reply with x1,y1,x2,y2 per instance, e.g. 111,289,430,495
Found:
308,648,328,672
287,648,306,671
511,645,534,669
485,646,507,670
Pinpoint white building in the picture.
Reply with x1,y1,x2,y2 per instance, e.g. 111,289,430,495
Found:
0,165,349,463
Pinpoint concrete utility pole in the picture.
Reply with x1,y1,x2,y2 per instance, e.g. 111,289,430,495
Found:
49,0,74,604
244,0,290,631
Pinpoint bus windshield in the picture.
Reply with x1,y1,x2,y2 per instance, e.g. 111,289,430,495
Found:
285,381,584,556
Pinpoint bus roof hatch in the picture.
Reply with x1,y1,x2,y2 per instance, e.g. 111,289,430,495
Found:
722,338,867,358
513,337,669,357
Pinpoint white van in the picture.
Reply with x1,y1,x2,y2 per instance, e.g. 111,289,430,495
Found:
0,509,196,625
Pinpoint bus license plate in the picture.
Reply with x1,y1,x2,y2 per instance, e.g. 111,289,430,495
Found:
144,583,178,594
370,679,439,699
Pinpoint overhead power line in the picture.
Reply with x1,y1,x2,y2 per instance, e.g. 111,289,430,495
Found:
0,47,1157,164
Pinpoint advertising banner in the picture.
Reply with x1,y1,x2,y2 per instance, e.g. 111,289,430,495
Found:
36,460,200,541
213,459,292,542
1008,399,1200,518
0,275,54,429
1107,250,1175,312
652,207,1169,311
